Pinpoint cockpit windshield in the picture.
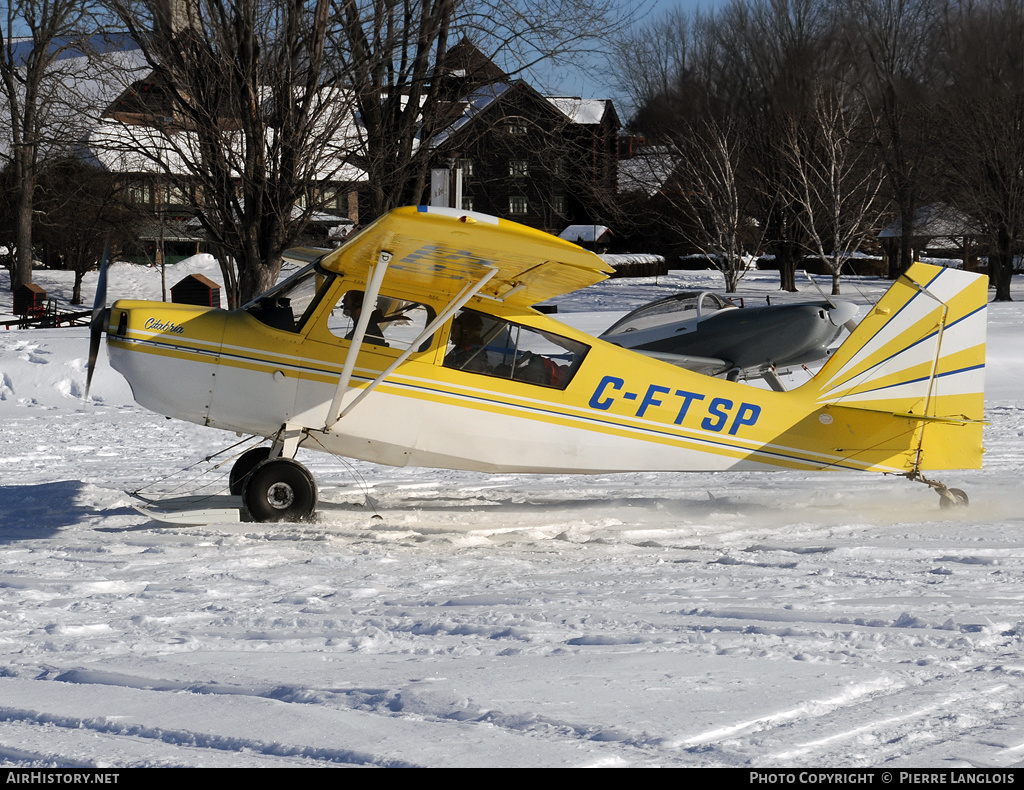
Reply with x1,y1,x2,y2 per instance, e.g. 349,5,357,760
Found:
602,291,734,336
241,261,335,332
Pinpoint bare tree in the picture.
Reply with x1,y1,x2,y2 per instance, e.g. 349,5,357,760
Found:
613,0,845,293
782,72,884,294
842,0,944,278
937,0,1024,301
0,0,93,291
672,116,751,292
103,0,359,306
34,156,144,303
728,0,836,293
612,8,758,291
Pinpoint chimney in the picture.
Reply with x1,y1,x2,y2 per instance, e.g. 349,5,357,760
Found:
155,0,193,37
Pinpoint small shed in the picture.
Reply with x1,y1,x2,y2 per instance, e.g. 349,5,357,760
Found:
171,273,221,308
13,283,47,317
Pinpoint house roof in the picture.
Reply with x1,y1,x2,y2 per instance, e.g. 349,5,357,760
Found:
427,81,516,148
878,204,980,239
0,35,150,162
559,224,612,243
81,94,367,182
547,97,614,125
617,146,679,196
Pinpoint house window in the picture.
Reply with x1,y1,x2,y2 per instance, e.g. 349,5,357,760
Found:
460,159,474,178
462,195,474,212
552,194,566,216
509,159,528,178
553,158,565,176
506,121,527,136
317,186,340,210
162,182,189,207
509,195,528,215
129,181,153,206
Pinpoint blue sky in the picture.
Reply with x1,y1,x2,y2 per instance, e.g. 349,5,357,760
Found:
2,0,724,117
520,0,726,113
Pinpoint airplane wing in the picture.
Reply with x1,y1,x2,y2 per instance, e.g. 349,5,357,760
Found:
316,206,614,307
282,247,331,266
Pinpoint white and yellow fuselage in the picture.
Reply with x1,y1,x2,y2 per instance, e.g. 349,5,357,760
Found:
106,207,987,477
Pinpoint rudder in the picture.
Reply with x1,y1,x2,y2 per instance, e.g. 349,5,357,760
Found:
804,263,987,471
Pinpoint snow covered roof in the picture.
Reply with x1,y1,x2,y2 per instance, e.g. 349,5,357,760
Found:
600,253,664,267
305,210,353,226
79,113,367,183
427,82,514,148
547,97,610,125
0,37,150,162
77,122,191,175
559,225,612,243
429,84,617,150
617,146,679,196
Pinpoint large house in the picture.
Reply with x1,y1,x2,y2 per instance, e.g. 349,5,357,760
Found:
424,41,620,236
4,22,620,268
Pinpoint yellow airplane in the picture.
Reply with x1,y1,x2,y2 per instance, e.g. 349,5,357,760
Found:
87,206,987,523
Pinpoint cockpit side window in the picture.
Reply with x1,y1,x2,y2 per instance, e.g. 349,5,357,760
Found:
326,290,437,352
443,309,589,390
699,293,731,315
242,262,334,333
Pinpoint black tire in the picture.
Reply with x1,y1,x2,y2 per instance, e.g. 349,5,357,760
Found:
939,488,969,509
229,447,272,495
242,458,318,522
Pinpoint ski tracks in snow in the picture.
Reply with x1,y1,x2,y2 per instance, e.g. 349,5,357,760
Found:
2,307,1024,765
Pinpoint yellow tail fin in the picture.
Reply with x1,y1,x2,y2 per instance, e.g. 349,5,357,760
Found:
804,263,987,471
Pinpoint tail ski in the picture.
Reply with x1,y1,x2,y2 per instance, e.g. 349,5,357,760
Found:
804,263,987,472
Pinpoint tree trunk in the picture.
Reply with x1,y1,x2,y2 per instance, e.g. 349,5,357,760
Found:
12,170,35,291
72,269,84,305
236,255,281,306
992,227,1014,302
724,266,740,293
775,241,798,292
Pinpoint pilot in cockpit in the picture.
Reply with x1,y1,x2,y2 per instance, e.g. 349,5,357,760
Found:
445,312,492,373
341,290,388,346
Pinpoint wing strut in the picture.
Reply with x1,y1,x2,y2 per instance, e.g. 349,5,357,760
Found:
324,265,499,430
325,250,393,427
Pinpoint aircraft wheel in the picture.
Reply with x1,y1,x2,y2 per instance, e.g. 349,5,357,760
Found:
939,488,969,509
243,458,318,522
229,447,272,495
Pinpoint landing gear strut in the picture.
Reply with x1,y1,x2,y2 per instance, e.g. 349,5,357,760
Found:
906,471,969,509
233,426,318,522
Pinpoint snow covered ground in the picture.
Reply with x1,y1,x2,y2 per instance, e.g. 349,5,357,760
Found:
2,259,1024,768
